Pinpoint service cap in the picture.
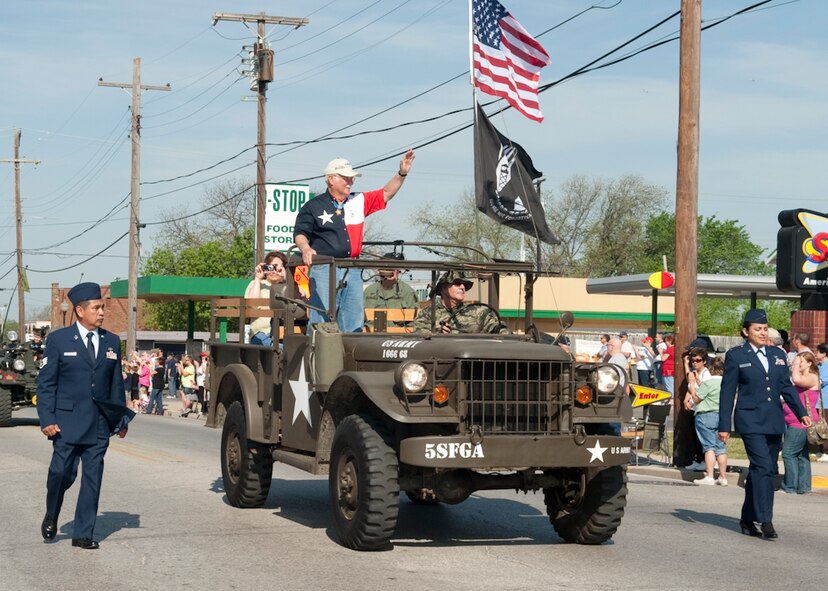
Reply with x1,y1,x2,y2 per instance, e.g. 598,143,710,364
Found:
67,282,102,306
743,308,768,325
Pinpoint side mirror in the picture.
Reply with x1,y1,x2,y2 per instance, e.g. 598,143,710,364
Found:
559,311,575,330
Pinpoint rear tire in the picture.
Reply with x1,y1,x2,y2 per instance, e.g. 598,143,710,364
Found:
0,388,11,427
221,401,272,507
329,415,399,550
545,466,627,545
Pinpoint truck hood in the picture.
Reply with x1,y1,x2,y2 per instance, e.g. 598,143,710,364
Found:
348,334,572,362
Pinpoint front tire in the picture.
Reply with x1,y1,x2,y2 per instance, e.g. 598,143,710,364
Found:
221,401,273,507
544,466,627,545
0,388,11,427
329,415,399,551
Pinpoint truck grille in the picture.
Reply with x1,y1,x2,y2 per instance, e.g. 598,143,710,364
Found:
459,360,569,435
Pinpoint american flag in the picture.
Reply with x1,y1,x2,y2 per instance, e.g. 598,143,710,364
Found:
472,0,550,123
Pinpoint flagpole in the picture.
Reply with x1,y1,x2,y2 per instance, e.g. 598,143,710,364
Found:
471,0,483,261
469,0,475,89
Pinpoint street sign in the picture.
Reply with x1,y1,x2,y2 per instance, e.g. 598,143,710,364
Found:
263,183,311,250
629,383,672,407
648,271,674,290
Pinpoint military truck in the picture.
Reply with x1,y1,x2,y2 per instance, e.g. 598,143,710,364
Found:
0,330,40,426
207,244,633,550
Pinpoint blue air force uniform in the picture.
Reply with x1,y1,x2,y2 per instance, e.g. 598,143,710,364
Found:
37,283,126,543
718,320,807,525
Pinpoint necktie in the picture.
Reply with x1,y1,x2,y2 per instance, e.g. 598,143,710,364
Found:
756,347,768,372
87,333,96,361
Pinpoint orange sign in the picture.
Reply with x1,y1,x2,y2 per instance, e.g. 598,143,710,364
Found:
630,384,672,407
294,265,310,297
648,271,674,290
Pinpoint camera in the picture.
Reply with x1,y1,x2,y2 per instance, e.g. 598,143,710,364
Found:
261,264,275,272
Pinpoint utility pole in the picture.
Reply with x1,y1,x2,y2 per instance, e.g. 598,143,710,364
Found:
673,0,701,467
0,130,40,332
212,12,309,262
99,59,170,354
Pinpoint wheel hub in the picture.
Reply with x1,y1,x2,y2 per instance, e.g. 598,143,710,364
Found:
226,434,241,484
336,452,359,520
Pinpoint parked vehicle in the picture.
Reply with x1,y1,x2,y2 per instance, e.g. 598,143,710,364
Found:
0,330,40,426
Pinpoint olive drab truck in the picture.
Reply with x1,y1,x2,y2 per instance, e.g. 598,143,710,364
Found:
206,244,633,550
0,330,41,427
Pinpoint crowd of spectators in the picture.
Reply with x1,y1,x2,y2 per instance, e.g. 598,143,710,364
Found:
121,349,208,418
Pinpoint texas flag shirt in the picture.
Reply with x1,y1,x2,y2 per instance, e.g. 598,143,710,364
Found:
293,189,386,258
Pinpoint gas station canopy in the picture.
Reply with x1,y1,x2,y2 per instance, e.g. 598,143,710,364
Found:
109,275,248,303
586,273,799,301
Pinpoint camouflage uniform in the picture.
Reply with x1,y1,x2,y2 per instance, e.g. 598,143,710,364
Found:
412,298,502,334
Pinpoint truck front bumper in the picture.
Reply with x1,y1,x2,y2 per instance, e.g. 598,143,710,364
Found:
400,434,631,469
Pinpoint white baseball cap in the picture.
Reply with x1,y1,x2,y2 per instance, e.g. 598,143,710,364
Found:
324,157,362,178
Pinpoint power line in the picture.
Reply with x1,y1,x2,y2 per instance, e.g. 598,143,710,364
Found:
275,0,385,55
130,0,620,192
141,145,256,185
142,74,243,130
26,231,129,274
136,1,778,212
142,56,243,118
25,192,130,252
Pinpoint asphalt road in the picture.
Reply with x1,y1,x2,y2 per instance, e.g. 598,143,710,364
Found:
1,407,825,591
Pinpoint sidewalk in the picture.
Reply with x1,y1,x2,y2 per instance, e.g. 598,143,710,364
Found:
629,453,828,491
134,395,208,422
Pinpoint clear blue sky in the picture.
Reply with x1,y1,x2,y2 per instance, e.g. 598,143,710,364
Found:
1,0,825,318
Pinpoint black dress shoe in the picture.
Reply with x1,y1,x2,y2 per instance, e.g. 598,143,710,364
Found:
739,520,761,537
71,538,100,550
41,514,57,541
760,522,778,539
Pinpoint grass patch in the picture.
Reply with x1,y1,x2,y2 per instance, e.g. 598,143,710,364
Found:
664,433,748,460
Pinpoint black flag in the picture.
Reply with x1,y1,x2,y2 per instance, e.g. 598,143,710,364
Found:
474,103,559,245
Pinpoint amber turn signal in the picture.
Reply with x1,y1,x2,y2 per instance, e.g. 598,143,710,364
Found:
433,384,449,404
576,385,593,405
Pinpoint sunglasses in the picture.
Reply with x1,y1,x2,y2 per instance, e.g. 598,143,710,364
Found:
451,280,472,288
691,358,705,363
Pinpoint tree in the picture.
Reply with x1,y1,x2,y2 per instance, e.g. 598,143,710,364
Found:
411,190,522,261
545,175,667,277
155,178,255,250
636,213,794,335
141,226,255,331
638,212,772,276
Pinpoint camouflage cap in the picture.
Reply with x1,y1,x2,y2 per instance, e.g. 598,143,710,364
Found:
432,271,474,296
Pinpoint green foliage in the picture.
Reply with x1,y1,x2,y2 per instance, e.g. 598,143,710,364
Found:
639,212,772,275
141,227,255,331
636,212,778,335
572,175,669,277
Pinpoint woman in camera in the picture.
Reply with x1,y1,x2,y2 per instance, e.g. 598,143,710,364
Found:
245,251,288,346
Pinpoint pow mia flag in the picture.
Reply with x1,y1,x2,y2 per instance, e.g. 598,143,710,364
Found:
474,103,559,245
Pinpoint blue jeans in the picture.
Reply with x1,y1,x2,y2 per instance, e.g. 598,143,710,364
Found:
781,426,811,493
146,388,164,415
308,265,363,332
694,411,726,455
251,331,273,346
662,375,674,395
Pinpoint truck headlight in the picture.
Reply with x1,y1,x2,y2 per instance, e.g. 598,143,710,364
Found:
13,359,26,371
595,365,620,394
398,362,428,393
6,330,18,342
